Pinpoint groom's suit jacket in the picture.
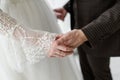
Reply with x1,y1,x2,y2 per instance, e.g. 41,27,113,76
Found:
64,0,120,57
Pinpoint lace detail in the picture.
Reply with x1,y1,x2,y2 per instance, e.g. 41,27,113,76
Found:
22,32,56,64
0,9,17,35
0,9,57,64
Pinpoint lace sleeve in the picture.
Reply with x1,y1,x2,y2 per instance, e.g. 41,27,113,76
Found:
0,9,57,64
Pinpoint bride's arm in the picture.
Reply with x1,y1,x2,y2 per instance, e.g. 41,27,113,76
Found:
0,9,57,63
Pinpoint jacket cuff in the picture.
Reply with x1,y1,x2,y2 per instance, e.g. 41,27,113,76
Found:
81,23,103,48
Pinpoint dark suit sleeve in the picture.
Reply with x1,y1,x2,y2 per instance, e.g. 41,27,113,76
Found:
63,1,71,13
81,1,120,48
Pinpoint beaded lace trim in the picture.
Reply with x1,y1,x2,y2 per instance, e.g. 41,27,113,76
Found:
0,9,57,64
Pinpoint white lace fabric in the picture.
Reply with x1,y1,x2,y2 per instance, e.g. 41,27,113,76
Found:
0,9,57,64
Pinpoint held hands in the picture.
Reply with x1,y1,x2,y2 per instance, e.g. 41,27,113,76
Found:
49,29,88,57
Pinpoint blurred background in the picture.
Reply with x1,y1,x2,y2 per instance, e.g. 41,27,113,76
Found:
46,0,120,80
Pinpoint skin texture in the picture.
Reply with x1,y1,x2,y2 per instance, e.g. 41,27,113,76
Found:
54,8,67,21
49,29,88,57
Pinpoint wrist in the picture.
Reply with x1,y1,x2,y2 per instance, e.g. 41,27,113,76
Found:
78,29,88,42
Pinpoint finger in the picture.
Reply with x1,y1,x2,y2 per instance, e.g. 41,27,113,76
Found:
56,45,73,52
49,54,61,58
62,51,74,56
55,12,62,16
54,52,66,57
49,50,73,58
54,13,65,21
52,54,65,58
54,50,73,57
49,52,65,58
54,9,60,12
55,34,64,40
49,47,73,57
54,9,62,13
48,49,65,57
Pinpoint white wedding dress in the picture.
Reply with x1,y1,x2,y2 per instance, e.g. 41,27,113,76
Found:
0,0,83,80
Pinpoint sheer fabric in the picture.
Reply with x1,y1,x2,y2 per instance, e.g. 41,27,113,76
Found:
0,9,58,71
0,0,83,80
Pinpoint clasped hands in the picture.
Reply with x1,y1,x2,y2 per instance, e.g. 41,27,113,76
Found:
49,29,88,58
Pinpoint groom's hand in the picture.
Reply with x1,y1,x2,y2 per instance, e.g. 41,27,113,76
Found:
49,29,88,57
56,29,88,49
54,8,67,21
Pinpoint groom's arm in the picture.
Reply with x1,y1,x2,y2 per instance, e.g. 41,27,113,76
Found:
63,1,71,13
81,1,120,48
